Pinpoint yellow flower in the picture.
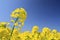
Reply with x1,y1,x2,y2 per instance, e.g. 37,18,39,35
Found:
13,28,19,35
32,25,39,31
42,27,51,34
52,29,57,34
32,25,39,35
21,22,24,26
0,22,9,25
19,8,27,18
19,19,24,23
14,22,18,26
11,8,27,19
57,32,60,40
0,22,9,28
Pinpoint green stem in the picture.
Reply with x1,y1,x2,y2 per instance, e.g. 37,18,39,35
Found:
9,18,18,40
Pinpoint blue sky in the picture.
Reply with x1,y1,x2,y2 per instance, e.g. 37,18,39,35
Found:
0,0,60,32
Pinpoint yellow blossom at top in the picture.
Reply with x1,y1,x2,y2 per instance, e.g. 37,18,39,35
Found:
11,8,27,20
32,26,39,34
42,27,51,34
32,26,39,31
52,29,57,34
10,8,27,28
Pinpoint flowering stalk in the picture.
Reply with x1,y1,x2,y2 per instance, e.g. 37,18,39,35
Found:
9,8,27,40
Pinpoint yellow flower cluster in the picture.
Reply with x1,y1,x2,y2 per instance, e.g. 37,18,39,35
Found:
11,8,27,27
11,8,27,19
0,22,9,28
0,26,60,40
0,27,10,40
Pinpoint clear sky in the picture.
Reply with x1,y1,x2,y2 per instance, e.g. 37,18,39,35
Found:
0,0,60,32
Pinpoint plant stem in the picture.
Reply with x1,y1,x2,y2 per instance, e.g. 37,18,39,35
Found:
9,18,18,40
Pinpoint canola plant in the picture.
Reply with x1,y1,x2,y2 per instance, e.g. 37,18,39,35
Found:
0,8,60,40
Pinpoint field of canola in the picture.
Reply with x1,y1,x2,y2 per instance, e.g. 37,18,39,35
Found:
0,8,60,40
